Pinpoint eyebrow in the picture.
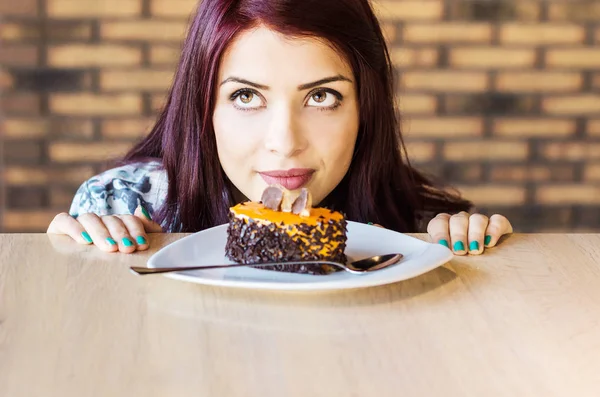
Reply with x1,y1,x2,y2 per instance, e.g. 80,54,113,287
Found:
220,75,352,90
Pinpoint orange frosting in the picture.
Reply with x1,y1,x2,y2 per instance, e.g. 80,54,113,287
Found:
230,201,343,226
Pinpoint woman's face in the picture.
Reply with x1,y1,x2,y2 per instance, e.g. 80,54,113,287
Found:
213,26,359,205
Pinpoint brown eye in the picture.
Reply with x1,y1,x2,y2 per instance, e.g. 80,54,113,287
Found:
312,91,327,103
240,92,253,104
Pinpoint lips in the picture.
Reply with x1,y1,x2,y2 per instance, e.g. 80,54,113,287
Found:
259,168,315,190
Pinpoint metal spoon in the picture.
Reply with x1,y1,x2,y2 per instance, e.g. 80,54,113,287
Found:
130,253,403,276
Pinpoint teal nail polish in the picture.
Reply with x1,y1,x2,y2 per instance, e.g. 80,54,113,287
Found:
136,236,147,245
469,241,480,251
141,206,152,221
81,231,93,244
485,235,492,245
367,222,373,225
122,237,134,247
453,241,465,252
106,237,117,246
439,239,449,248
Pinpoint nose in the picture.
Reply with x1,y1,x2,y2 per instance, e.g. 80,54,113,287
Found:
263,105,307,158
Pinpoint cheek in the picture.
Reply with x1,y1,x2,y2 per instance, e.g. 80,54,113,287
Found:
213,106,261,164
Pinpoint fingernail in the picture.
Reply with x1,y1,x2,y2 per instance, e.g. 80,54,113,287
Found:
106,237,117,246
453,241,465,252
367,222,373,225
136,236,147,245
81,231,93,244
469,241,480,251
122,237,134,247
439,239,449,248
140,206,152,221
484,235,492,246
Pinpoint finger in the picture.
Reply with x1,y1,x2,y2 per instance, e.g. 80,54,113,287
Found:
76,213,119,252
467,214,489,255
118,214,149,251
449,211,469,255
101,215,137,254
484,214,514,248
134,205,163,233
427,213,451,249
47,212,94,245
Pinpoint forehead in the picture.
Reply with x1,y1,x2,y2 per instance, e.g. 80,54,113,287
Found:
218,26,353,84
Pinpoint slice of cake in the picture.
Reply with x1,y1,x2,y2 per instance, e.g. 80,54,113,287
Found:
224,185,347,275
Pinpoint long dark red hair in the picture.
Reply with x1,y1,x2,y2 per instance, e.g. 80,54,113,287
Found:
122,0,472,232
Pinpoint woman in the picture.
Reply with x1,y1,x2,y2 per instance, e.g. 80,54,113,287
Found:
47,0,512,255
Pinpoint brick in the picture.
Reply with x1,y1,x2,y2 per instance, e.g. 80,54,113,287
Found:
397,94,437,114
50,94,142,116
48,45,142,67
381,23,396,43
48,0,140,17
49,142,133,163
102,21,189,42
0,0,37,16
0,93,41,115
50,187,78,208
13,69,92,92
445,93,536,115
496,72,581,92
405,142,435,163
372,1,443,20
391,48,438,68
542,95,600,115
151,0,198,17
548,3,600,21
0,45,39,67
584,164,600,182
151,94,167,112
2,141,43,164
541,143,600,161
102,118,155,139
450,47,535,69
4,166,94,186
589,120,600,136
455,186,526,206
101,70,175,91
593,74,600,90
3,118,94,139
444,141,528,161
500,24,585,44
0,23,40,41
0,69,13,90
537,186,600,205
150,45,181,66
403,71,488,92
404,23,492,43
2,211,59,232
493,118,575,138
2,21,93,42
7,187,46,209
449,1,540,21
441,163,483,183
404,118,482,138
490,165,575,182
546,49,600,69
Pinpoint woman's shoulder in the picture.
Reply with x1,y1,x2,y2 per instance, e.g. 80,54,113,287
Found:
69,160,168,218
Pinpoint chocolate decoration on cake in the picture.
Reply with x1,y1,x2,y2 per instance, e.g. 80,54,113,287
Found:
261,185,284,211
291,188,312,217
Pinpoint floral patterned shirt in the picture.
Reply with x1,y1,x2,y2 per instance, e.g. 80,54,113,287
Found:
69,160,170,228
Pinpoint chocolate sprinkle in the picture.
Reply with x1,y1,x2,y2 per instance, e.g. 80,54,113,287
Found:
224,212,347,275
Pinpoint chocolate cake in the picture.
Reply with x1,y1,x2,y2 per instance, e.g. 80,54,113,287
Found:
224,185,347,275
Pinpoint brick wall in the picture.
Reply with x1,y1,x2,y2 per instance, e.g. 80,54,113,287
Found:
1,0,599,233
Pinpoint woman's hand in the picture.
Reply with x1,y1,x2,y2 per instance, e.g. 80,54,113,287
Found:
427,212,513,255
47,206,163,253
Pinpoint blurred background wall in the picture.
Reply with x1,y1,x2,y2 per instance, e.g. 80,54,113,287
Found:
0,0,599,233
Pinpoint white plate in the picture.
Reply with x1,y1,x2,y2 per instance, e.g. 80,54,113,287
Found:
147,221,453,291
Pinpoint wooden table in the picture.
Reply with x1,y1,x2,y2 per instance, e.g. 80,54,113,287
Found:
1,233,600,397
